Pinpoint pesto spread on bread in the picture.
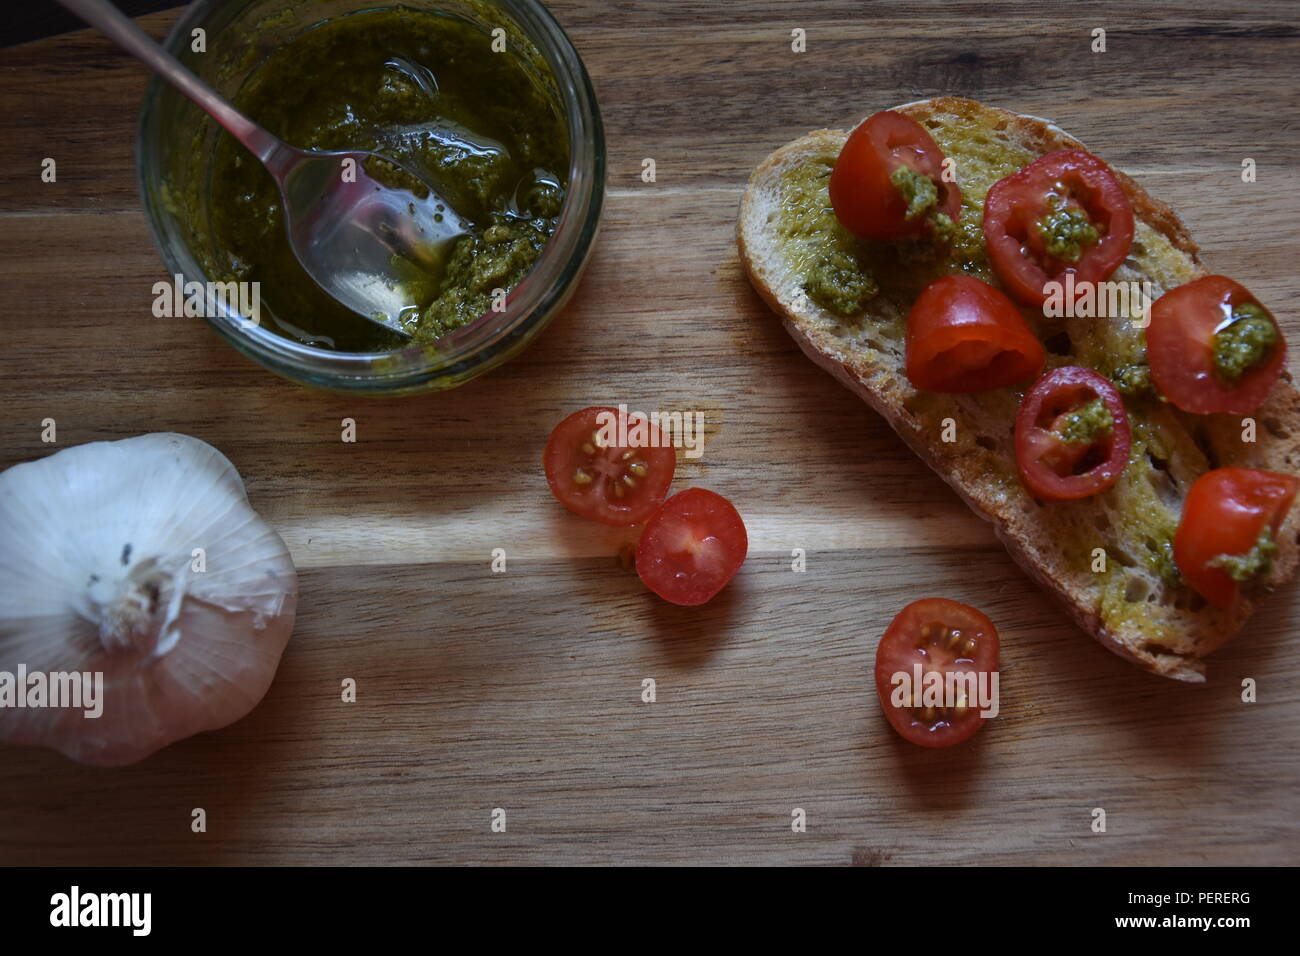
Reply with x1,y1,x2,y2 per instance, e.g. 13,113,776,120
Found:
739,97,1300,681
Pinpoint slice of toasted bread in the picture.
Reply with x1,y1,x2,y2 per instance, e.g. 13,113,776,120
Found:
738,96,1300,682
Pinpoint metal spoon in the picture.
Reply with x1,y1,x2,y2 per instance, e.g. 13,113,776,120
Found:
58,0,472,338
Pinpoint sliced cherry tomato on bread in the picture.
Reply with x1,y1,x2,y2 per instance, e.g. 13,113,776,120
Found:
829,109,961,241
1147,276,1286,415
635,488,747,606
543,406,676,527
1014,366,1131,502
874,598,999,748
905,274,1045,392
983,149,1134,307
1173,467,1298,608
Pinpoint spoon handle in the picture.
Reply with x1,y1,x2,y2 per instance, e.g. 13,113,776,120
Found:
56,0,289,169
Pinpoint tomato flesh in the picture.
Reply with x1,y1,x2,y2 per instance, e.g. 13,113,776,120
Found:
543,407,676,527
905,274,1045,392
983,149,1134,307
1174,467,1298,607
829,110,961,241
635,488,747,606
1014,366,1131,502
874,598,999,748
1147,275,1286,415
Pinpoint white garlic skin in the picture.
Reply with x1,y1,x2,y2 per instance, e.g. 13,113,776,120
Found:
0,433,297,766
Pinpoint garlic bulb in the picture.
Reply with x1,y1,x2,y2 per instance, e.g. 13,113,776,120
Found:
0,433,296,766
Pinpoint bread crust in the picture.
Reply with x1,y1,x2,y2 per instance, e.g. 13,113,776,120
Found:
738,97,1300,682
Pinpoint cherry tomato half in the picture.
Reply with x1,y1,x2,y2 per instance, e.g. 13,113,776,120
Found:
1014,366,1131,502
1147,276,1287,415
829,110,962,241
905,274,1045,392
1173,467,1298,607
635,488,747,606
983,149,1134,307
874,598,1000,748
543,406,676,526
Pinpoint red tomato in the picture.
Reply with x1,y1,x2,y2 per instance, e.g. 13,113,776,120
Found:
635,488,747,606
543,406,676,527
873,598,999,748
1147,276,1286,415
1173,467,1298,607
829,110,961,240
1014,366,1131,502
905,274,1045,392
983,149,1134,307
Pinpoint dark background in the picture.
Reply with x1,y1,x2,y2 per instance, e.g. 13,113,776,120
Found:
3,2,181,47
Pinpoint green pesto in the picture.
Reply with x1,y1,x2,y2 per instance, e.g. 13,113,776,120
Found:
1209,524,1277,583
418,217,556,338
773,160,879,317
890,165,938,222
928,212,958,244
1147,537,1181,588
1212,303,1278,383
1057,397,1113,444
1097,564,1152,634
1090,416,1189,632
922,120,1030,283
802,247,880,316
1097,530,1182,636
771,116,1038,312
1114,363,1153,399
919,210,990,278
205,9,568,351
1036,196,1099,263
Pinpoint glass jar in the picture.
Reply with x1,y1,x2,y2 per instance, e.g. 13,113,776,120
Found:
137,0,605,395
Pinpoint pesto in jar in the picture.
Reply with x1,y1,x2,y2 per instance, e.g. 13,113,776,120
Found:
205,8,569,351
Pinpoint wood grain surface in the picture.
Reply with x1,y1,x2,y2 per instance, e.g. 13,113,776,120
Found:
1,0,1298,865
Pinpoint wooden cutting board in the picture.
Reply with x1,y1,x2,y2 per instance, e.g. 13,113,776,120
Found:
1,1,1297,865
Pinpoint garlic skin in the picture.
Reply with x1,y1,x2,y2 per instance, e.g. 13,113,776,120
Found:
0,433,297,766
